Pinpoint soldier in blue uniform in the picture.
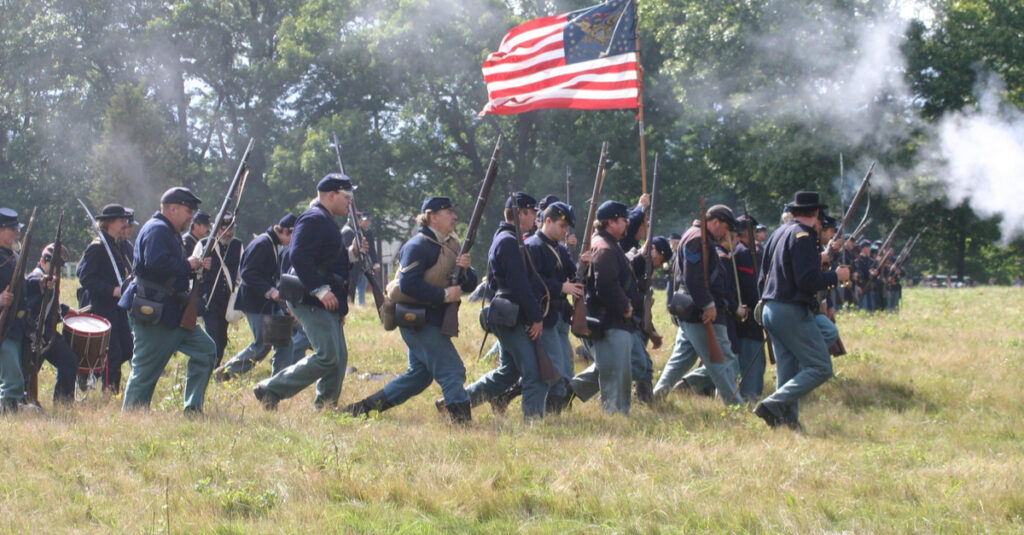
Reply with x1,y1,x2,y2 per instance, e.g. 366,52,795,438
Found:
462,192,550,419
119,208,137,266
753,191,850,429
215,213,296,381
24,243,78,405
182,211,211,255
732,215,767,401
0,208,29,412
118,187,216,413
342,197,478,422
652,205,743,406
522,201,582,414
253,174,365,411
76,204,134,392
192,212,243,367
853,239,876,310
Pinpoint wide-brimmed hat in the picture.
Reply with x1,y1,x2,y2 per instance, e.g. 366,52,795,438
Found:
95,204,132,221
785,191,828,211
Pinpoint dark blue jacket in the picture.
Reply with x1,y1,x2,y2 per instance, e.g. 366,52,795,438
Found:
288,202,349,314
584,230,638,332
25,265,71,339
118,212,194,328
236,230,284,315
487,222,543,325
717,245,740,348
759,220,839,309
196,236,242,312
77,231,132,321
397,227,478,327
733,242,763,341
678,221,728,324
0,247,29,340
524,231,571,328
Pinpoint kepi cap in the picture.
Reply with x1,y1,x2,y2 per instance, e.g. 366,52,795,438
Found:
596,200,629,221
161,187,202,210
192,210,212,226
421,196,454,214
543,201,575,228
278,213,297,228
317,173,353,192
505,192,538,210
706,204,737,229
651,236,672,258
0,208,21,230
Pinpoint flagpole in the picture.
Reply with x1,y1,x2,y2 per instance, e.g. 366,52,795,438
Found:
632,0,647,195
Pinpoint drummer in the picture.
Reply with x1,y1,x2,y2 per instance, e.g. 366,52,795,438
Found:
76,204,133,393
24,243,78,405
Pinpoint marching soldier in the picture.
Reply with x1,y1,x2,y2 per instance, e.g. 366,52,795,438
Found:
652,205,743,406
25,243,78,405
252,174,365,411
567,200,641,414
342,197,478,422
462,193,548,419
119,208,137,265
118,187,216,413
76,204,133,392
853,239,876,310
215,214,296,381
523,201,581,413
753,191,850,429
182,210,211,255
194,212,243,367
0,208,28,412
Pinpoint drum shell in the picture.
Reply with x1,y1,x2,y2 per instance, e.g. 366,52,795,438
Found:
62,313,112,373
259,314,293,347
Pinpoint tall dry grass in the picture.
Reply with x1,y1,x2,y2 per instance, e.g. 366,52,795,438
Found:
1,285,1022,533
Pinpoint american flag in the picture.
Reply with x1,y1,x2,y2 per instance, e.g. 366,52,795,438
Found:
479,0,640,116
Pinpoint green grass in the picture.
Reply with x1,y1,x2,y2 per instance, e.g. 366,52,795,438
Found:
3,285,1023,533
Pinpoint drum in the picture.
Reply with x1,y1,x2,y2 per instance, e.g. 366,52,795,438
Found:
62,313,112,374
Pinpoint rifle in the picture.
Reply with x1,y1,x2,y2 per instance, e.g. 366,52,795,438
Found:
27,212,64,405
827,162,875,266
332,133,386,321
77,199,125,288
699,196,726,363
0,207,37,345
180,137,255,330
874,218,904,273
507,181,559,384
743,202,774,365
893,230,923,270
570,142,609,338
440,134,502,337
639,154,662,349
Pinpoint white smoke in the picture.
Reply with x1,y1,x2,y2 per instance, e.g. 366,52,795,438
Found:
916,74,1024,238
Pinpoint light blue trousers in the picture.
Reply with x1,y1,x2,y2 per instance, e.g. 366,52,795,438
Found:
738,337,767,400
382,324,469,406
761,301,833,423
464,325,546,418
122,319,216,411
653,321,742,405
0,338,25,401
570,330,650,402
259,303,347,408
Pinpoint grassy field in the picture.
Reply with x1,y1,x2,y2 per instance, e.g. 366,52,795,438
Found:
2,285,1023,533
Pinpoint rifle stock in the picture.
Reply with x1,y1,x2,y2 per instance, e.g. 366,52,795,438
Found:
570,142,609,338
440,134,502,337
699,196,725,364
181,138,255,330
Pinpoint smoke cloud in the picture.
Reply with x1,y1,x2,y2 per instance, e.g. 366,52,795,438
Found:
914,74,1024,239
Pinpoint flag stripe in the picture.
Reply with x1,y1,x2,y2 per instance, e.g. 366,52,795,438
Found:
488,62,638,99
479,1,639,115
485,54,635,88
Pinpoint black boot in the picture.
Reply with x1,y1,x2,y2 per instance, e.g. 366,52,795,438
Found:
342,390,394,417
489,381,522,415
446,401,472,424
545,394,568,415
635,379,654,406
